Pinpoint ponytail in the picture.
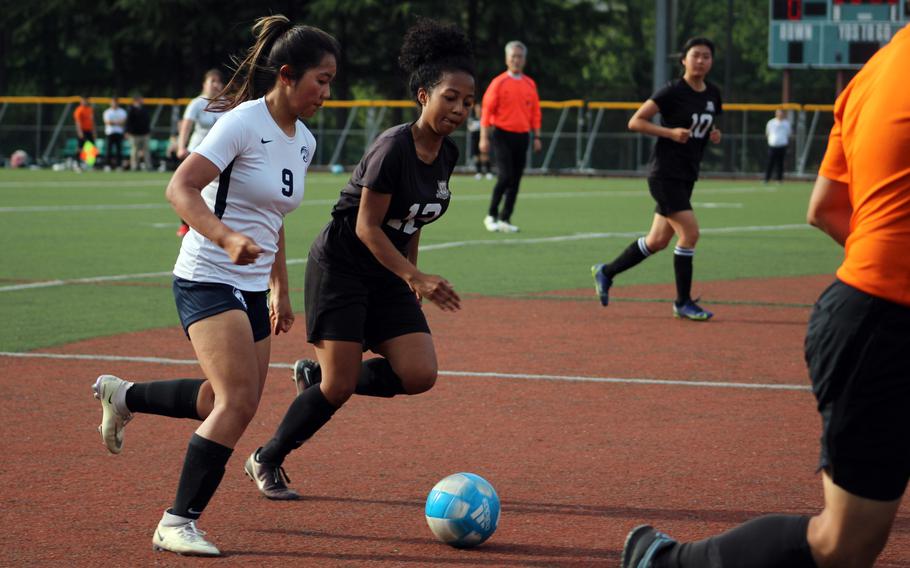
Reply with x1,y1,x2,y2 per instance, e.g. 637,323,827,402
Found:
210,15,339,113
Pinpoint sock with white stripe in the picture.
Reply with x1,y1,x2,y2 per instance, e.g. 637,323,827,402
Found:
604,237,652,278
673,246,695,305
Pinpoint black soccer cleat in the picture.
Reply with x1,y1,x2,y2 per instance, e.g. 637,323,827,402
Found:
291,359,322,396
622,524,677,568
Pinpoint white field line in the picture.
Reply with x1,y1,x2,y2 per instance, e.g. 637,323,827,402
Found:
418,223,810,251
0,224,810,293
0,258,310,292
0,350,810,391
0,185,777,213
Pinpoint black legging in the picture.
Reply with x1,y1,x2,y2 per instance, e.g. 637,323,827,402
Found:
488,128,529,223
106,133,124,168
764,145,787,182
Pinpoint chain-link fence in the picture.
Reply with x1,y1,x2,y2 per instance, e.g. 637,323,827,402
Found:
0,97,834,177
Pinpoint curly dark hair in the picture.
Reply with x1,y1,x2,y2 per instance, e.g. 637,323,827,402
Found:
398,18,475,102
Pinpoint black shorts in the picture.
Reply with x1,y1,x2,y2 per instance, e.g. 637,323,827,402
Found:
172,277,271,342
648,177,694,216
304,259,430,350
805,279,910,501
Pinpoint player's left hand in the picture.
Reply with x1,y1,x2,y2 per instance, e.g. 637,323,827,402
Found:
270,293,295,335
533,138,543,152
710,128,722,144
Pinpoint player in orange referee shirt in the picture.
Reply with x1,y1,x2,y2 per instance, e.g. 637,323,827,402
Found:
621,24,910,568
479,40,542,233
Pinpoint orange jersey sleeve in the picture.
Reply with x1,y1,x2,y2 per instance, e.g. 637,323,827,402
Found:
825,25,910,306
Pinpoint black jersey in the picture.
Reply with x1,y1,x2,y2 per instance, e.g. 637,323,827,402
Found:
647,79,723,181
310,123,458,275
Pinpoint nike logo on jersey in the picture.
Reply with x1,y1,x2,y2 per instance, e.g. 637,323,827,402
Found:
261,138,273,144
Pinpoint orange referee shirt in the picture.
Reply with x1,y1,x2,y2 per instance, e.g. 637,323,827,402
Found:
819,24,910,307
73,105,95,133
480,72,542,134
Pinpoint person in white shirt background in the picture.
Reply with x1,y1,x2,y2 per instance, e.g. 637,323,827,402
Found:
102,96,127,170
764,108,791,183
176,69,226,237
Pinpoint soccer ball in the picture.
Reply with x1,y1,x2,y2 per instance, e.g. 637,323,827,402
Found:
425,472,500,548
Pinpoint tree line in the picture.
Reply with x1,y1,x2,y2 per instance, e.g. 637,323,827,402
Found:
0,0,844,104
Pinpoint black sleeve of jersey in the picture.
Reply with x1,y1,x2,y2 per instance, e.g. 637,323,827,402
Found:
649,81,676,113
360,136,402,195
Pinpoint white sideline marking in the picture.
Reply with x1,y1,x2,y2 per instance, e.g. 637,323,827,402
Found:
419,224,810,251
0,199,338,213
0,351,810,391
0,258,309,292
0,224,810,293
0,185,777,213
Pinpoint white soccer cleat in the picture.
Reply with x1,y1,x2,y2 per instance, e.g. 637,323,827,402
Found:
497,221,520,233
92,374,133,454
483,215,500,232
153,516,220,556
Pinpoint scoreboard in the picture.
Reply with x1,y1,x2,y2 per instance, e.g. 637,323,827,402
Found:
769,0,908,68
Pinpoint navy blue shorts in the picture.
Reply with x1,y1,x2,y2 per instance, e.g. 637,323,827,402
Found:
172,277,271,342
304,260,430,350
805,279,910,501
648,177,695,216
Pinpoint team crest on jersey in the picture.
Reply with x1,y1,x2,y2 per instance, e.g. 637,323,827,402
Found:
300,145,309,163
436,181,450,199
706,101,715,112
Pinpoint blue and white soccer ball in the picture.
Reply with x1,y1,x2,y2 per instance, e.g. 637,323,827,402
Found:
425,472,500,548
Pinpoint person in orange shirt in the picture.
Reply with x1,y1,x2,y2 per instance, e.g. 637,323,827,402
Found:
479,40,542,233
620,24,910,568
72,96,96,167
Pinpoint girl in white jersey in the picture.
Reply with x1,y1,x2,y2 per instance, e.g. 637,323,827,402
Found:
90,15,339,556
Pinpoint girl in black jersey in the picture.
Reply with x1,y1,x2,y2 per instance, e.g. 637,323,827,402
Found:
245,19,474,499
592,37,722,321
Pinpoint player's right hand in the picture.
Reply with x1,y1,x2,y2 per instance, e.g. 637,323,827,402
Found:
670,128,691,144
222,232,263,265
411,273,461,312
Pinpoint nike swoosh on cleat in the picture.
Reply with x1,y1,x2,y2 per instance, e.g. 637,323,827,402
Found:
107,393,113,404
261,138,273,144
157,531,165,541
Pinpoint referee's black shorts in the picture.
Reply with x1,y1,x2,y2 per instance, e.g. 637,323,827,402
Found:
805,279,910,501
304,259,430,350
647,177,695,216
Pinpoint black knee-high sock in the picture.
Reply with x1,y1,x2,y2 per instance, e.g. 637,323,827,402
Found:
170,433,233,520
604,237,652,278
256,386,338,467
673,246,694,305
125,379,204,419
356,358,406,398
658,515,816,568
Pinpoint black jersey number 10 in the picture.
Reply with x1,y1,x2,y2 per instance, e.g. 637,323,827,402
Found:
689,113,714,139
281,168,293,197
